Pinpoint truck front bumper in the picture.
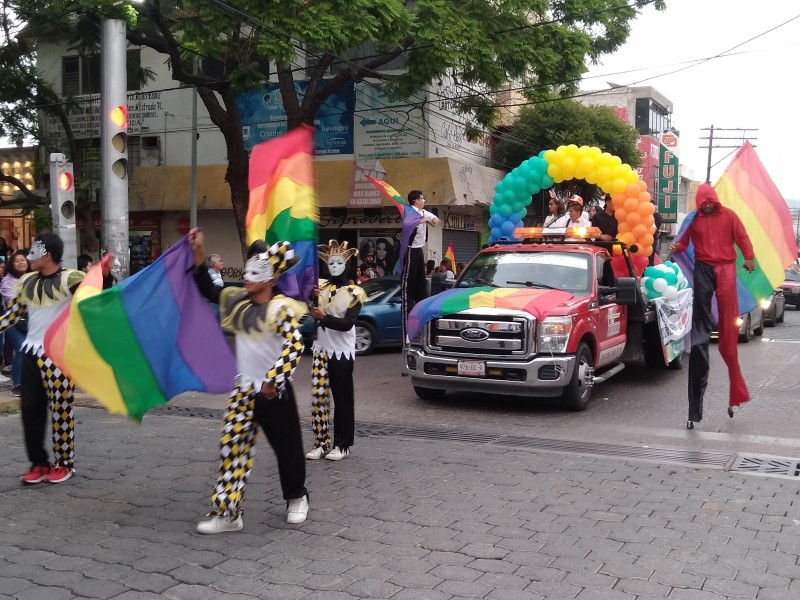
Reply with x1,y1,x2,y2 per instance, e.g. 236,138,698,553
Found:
405,348,576,398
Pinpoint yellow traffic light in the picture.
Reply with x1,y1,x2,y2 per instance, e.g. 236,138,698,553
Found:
110,106,128,129
57,171,74,192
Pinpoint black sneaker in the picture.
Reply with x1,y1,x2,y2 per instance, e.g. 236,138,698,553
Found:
11,385,21,397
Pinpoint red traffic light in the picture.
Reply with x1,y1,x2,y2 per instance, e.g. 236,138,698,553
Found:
58,171,74,192
110,106,128,128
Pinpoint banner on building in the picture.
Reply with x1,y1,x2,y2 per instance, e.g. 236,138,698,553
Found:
237,80,354,155
354,82,425,160
348,161,386,208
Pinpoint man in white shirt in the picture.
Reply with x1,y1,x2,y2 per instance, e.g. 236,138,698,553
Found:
405,190,440,310
555,197,591,228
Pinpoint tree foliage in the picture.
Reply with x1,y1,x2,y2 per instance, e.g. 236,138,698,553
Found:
7,0,664,251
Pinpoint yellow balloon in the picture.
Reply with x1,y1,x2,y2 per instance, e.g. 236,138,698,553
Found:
547,163,563,181
625,171,639,185
544,149,557,162
588,146,602,157
579,157,595,174
562,157,577,177
612,178,628,194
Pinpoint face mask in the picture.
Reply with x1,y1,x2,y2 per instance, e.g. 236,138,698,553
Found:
27,240,47,262
327,256,347,277
243,253,274,283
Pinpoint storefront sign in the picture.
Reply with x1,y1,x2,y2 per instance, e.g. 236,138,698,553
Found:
443,210,479,231
237,80,355,154
658,130,680,223
319,210,402,228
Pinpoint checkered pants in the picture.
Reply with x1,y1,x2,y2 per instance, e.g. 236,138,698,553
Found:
208,381,307,519
310,350,331,451
21,349,75,468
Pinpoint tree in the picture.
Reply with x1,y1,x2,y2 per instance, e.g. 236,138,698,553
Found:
493,99,643,201
12,0,663,253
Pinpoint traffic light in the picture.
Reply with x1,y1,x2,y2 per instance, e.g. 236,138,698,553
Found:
49,153,78,268
108,105,128,179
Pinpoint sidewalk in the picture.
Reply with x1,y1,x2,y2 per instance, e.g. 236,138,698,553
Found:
1,405,799,599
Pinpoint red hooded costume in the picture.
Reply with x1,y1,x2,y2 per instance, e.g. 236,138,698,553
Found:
674,183,754,418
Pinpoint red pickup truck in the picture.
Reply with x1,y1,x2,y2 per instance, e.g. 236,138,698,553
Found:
406,235,685,411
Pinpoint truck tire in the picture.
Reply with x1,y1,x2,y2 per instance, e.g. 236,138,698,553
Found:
414,386,445,401
561,342,593,412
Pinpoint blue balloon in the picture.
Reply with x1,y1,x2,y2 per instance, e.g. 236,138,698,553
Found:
490,227,502,241
500,221,516,236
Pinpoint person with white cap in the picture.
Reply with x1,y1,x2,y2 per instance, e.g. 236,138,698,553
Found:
189,228,310,534
555,195,591,228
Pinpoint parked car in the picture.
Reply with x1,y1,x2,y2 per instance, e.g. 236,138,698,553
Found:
712,303,763,344
782,267,800,309
762,290,785,326
300,277,403,355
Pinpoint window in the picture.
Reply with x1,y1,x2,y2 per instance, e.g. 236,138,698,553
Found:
61,50,143,96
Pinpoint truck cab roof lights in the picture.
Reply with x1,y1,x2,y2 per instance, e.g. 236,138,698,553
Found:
513,227,602,240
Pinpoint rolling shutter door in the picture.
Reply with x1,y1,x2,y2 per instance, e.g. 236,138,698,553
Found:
442,230,480,269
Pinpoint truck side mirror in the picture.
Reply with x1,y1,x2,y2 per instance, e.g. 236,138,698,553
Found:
614,277,638,306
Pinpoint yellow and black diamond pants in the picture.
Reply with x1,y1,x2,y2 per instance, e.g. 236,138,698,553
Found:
309,349,355,452
209,381,307,519
20,349,75,468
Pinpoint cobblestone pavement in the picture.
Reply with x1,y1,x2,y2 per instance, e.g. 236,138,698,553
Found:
2,407,800,599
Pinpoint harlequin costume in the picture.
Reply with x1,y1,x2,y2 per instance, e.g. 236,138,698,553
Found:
306,241,366,461
193,241,309,533
0,237,84,484
673,183,754,424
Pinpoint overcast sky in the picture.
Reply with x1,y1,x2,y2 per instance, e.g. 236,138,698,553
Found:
580,0,800,201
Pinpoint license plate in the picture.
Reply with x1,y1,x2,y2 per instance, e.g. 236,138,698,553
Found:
458,360,485,376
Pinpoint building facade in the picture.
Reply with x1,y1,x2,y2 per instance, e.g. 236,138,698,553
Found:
36,40,503,278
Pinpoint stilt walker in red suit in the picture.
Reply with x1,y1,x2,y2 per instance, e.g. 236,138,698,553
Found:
670,183,755,429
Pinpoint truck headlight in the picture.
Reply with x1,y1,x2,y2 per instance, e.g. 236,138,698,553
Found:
538,316,573,353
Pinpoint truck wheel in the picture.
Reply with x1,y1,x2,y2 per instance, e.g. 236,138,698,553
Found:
561,342,593,412
414,386,445,401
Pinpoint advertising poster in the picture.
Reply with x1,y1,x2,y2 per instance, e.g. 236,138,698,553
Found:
237,80,355,154
358,231,402,278
658,130,680,223
354,82,425,159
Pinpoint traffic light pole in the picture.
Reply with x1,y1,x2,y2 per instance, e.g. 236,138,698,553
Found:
100,18,129,280
49,153,77,268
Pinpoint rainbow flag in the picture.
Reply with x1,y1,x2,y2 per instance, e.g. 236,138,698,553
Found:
445,242,457,274
673,142,797,313
43,238,237,421
246,124,319,300
366,175,423,275
407,287,574,343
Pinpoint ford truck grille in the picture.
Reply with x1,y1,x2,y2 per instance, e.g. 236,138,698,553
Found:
427,315,531,356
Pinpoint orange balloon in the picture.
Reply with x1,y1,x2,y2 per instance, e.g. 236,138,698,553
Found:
623,197,639,213
612,193,626,209
637,180,648,192
626,211,642,227
638,191,652,204
641,215,655,228
617,222,631,235
640,233,655,247
634,244,652,258
626,183,640,198
615,208,628,223
632,224,649,239
612,244,622,256
640,201,656,215
637,201,652,217
619,232,636,247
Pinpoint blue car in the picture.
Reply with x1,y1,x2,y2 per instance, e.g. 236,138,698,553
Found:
301,277,403,355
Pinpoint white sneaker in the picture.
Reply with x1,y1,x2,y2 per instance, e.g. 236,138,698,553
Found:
286,495,309,524
196,514,243,534
325,447,350,461
305,446,328,460
0,373,10,383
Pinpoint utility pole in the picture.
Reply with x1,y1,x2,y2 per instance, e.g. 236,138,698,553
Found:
100,18,130,280
189,59,198,228
699,126,757,183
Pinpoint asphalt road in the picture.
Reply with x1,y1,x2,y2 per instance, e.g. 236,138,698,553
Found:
169,305,800,460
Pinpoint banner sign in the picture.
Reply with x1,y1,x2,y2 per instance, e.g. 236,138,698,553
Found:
654,288,692,363
658,130,680,223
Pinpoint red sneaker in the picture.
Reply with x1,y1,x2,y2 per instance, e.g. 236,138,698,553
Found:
46,466,74,484
21,465,51,484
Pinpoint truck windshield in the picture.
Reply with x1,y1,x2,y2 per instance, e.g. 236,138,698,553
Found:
457,251,591,294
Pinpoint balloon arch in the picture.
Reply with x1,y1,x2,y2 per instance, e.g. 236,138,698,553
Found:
488,144,657,274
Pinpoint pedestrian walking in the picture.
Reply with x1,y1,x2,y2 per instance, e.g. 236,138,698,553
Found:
189,229,310,534
306,240,366,461
669,183,755,429
0,234,85,483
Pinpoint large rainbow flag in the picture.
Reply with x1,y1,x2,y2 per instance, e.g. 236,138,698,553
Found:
366,175,423,275
44,238,237,421
673,142,797,313
246,124,319,300
407,287,574,343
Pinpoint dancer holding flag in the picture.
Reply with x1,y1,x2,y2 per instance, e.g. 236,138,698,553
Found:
0,233,85,484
